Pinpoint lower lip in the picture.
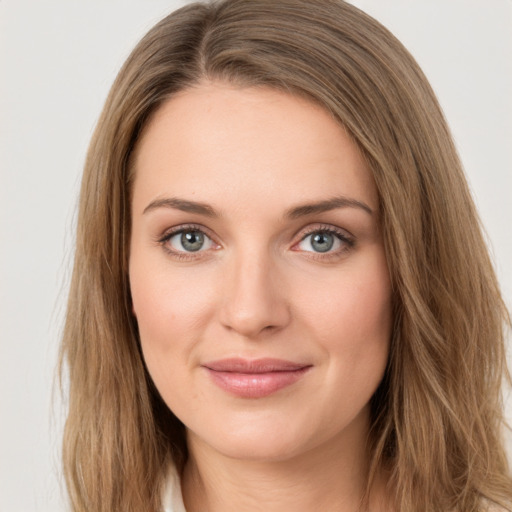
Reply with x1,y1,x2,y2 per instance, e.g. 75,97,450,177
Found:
205,367,311,398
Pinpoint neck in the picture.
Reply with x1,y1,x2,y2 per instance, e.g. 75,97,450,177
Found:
181,411,391,512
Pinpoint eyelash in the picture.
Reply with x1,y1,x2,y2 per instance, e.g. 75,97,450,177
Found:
290,225,355,263
157,223,218,261
157,223,355,261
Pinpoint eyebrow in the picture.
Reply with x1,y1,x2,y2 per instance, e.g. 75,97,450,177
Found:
143,197,217,216
285,196,373,218
142,195,373,218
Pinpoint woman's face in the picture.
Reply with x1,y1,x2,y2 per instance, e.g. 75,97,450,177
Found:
129,82,392,461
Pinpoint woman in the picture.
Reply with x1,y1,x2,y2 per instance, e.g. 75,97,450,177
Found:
60,0,512,511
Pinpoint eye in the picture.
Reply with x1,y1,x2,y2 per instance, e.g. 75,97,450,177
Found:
162,227,216,254
295,228,354,255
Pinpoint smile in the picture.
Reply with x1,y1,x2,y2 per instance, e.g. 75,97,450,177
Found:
202,358,312,398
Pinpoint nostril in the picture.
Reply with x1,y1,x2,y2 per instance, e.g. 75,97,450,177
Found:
220,303,291,338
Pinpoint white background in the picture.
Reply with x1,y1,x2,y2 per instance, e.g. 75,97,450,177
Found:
1,1,511,510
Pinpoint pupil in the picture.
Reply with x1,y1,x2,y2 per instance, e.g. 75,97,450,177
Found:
181,231,204,252
312,232,334,253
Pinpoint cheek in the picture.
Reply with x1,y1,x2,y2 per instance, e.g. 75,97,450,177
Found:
132,271,211,328
129,255,215,374
129,271,200,416
295,250,392,389
299,254,391,341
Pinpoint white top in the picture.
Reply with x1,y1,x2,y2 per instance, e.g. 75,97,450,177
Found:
162,468,187,512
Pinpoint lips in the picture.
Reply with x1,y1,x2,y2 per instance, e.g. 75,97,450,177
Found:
202,358,312,398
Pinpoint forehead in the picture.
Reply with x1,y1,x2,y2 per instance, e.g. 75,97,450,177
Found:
131,81,378,215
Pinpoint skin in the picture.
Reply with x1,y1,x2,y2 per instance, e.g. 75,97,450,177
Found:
129,82,393,511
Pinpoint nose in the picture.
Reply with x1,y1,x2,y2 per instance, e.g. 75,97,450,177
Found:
218,249,291,339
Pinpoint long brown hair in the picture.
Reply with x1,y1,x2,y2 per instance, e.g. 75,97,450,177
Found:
60,1,512,510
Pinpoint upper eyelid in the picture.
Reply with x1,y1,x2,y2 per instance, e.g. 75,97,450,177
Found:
295,223,354,241
158,223,216,242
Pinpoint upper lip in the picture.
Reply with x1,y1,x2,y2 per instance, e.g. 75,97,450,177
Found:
202,358,311,374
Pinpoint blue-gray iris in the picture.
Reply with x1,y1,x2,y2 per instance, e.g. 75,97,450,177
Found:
182,231,205,252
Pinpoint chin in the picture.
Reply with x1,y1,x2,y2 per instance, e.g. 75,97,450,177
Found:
185,410,313,462
185,405,367,464
205,434,309,462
